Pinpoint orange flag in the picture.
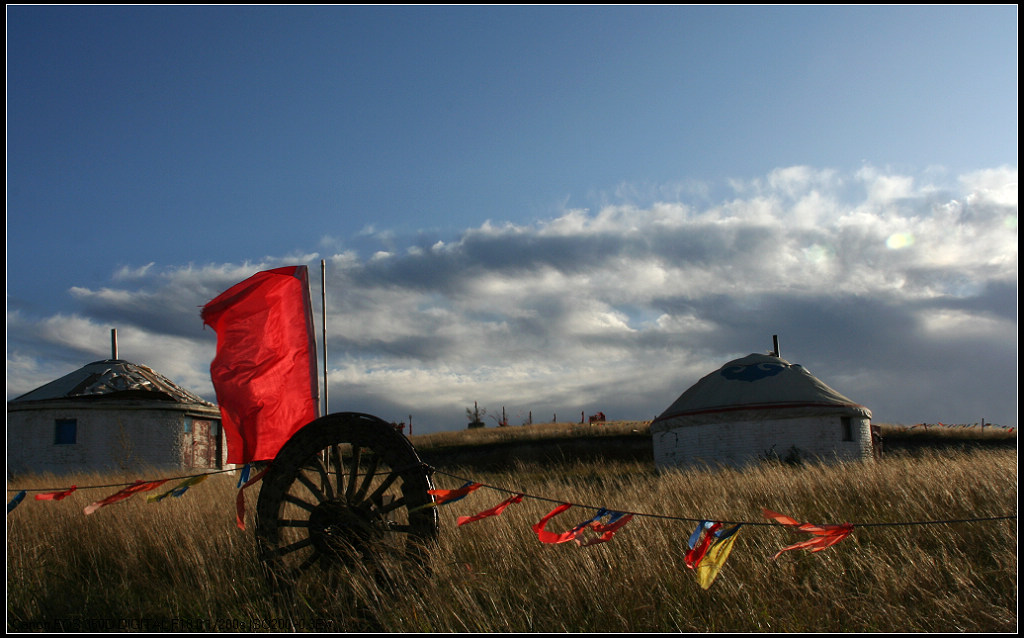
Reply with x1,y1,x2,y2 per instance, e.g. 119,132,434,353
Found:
763,509,853,558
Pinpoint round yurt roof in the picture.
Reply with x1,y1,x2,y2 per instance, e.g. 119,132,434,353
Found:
8,359,217,409
650,353,871,433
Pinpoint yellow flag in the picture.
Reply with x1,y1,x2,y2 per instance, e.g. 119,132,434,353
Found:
696,526,741,590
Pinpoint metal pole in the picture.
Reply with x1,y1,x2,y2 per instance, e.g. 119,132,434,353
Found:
111,328,118,360
321,259,328,417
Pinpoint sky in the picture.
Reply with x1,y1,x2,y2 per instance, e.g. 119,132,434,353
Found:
6,5,1018,435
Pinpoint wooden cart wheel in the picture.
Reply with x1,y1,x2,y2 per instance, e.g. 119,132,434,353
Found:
255,412,438,581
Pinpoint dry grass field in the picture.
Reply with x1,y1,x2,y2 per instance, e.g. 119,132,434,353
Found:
6,422,1017,632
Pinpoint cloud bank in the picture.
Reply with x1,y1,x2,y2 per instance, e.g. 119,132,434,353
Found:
6,166,1017,432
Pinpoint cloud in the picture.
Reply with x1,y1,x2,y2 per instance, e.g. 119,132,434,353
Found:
6,165,1017,431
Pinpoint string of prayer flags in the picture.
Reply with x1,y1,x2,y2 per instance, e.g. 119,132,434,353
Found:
428,482,482,506
684,521,743,589
147,475,209,503
763,509,853,558
457,493,524,526
7,490,27,514
35,486,78,501
236,466,269,530
84,480,169,515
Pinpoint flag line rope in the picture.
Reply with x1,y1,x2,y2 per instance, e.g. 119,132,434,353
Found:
7,464,1016,527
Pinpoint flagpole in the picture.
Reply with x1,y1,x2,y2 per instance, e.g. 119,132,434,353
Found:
321,259,329,417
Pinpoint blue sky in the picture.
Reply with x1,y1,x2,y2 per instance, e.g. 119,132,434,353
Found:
6,5,1018,433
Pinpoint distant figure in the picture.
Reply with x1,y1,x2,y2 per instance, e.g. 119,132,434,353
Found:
588,412,606,424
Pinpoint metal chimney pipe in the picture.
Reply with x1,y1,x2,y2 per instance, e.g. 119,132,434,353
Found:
111,328,118,360
772,334,780,358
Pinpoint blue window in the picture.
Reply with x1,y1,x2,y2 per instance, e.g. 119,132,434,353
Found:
183,416,192,434
55,418,77,445
841,417,854,442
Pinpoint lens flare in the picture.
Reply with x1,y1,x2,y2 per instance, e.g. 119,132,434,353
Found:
885,232,915,249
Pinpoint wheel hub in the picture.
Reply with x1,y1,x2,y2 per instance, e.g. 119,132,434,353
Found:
308,499,380,559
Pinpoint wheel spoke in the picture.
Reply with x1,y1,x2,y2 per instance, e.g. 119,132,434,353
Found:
345,445,363,501
365,469,402,506
353,454,381,503
269,536,314,559
312,455,334,501
294,550,321,574
377,495,408,516
278,518,312,528
330,444,344,496
295,470,325,503
283,493,317,512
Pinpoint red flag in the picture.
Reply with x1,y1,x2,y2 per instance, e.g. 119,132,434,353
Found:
763,509,854,558
202,266,320,463
532,503,585,544
35,486,77,501
428,482,482,505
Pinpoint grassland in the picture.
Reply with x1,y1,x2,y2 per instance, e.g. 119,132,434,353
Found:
6,422,1017,632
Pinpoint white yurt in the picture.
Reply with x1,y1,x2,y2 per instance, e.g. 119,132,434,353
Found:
7,358,227,476
650,352,874,469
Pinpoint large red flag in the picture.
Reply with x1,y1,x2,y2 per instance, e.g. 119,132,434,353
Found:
202,265,320,463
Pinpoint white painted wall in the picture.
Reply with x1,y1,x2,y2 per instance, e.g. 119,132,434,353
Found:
652,415,873,469
6,402,225,476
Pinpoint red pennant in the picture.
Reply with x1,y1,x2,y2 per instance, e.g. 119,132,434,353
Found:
763,509,853,558
202,266,320,463
84,480,168,515
428,482,482,505
35,486,78,501
457,493,524,526
532,503,586,544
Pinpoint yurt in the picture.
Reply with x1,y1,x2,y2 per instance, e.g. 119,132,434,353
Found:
651,352,874,469
6,358,227,476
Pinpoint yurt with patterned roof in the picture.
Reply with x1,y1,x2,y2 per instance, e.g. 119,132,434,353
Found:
650,352,875,469
6,357,227,476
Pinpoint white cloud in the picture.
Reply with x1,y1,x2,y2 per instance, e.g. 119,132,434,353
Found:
7,165,1017,430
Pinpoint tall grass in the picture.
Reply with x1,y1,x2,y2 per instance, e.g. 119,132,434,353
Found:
7,445,1016,632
